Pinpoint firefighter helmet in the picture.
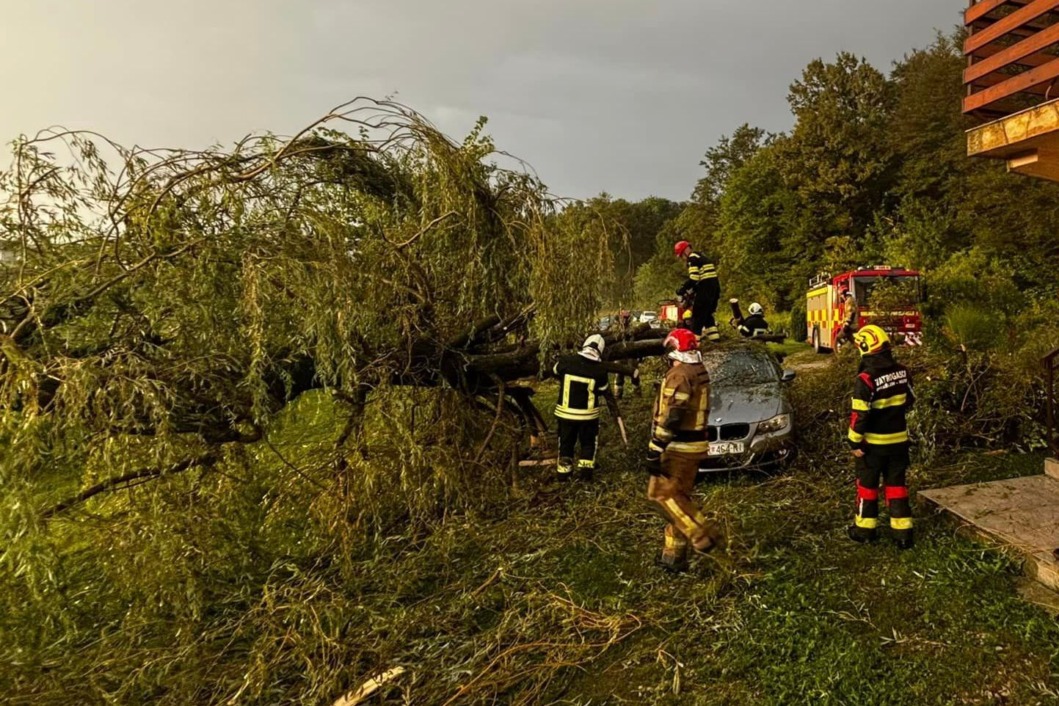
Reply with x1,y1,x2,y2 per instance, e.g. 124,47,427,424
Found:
673,241,692,258
748,302,764,316
580,333,606,361
853,325,890,356
664,328,698,353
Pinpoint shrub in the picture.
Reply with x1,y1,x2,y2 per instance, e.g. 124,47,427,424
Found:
943,304,1000,351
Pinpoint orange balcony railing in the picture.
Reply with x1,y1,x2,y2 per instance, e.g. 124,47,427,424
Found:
964,0,1059,119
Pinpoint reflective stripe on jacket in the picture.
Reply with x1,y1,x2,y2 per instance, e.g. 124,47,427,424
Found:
553,353,611,421
848,354,914,447
652,362,711,454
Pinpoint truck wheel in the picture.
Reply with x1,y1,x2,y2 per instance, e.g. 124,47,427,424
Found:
812,328,829,354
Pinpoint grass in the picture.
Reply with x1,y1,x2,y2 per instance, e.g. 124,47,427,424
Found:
326,352,1059,704
7,352,1059,705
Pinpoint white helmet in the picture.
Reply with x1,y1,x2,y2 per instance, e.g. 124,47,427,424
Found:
580,334,606,361
748,302,764,316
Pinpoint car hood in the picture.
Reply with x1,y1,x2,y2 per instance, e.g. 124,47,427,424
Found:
709,382,785,425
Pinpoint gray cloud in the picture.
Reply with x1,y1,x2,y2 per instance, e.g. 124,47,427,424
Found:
0,0,960,199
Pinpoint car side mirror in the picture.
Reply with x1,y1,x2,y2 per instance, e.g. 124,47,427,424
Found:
781,370,797,383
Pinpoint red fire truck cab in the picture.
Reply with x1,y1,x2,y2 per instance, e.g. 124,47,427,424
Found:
806,266,923,353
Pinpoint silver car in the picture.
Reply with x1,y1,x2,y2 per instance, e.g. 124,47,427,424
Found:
698,345,797,472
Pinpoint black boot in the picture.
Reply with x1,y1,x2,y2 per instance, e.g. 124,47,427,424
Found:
847,525,878,544
893,530,914,551
655,551,689,574
556,459,574,482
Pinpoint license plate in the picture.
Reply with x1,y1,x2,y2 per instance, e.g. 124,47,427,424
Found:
708,441,745,456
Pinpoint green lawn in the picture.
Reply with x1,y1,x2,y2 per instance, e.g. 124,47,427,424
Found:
7,354,1059,705
313,356,1059,704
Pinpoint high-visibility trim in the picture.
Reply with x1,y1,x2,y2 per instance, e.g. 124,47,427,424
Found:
673,392,691,402
557,464,573,475
648,441,666,454
561,373,598,412
848,428,865,443
654,428,675,441
855,515,878,529
555,406,601,421
577,459,595,469
865,431,908,445
664,498,698,537
694,387,709,429
662,386,678,397
890,517,914,531
871,394,907,409
885,485,909,501
852,399,870,412
664,533,687,550
668,440,711,453
856,481,879,501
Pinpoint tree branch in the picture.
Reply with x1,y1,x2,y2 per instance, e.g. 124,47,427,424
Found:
41,452,220,519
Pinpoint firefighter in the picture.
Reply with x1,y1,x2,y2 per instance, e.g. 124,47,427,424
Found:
643,328,725,572
674,241,721,344
613,310,641,399
840,286,859,345
734,302,771,338
553,334,619,481
678,308,695,331
847,325,916,549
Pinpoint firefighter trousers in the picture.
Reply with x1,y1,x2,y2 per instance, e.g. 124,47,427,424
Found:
853,444,912,542
691,304,720,343
647,450,723,563
556,417,599,478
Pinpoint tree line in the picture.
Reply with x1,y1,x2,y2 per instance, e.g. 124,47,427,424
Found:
593,34,1059,350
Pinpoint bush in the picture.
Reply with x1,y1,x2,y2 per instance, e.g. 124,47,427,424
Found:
943,304,1000,351
787,298,807,342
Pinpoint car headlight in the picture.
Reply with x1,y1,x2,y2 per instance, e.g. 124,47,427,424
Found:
757,414,791,434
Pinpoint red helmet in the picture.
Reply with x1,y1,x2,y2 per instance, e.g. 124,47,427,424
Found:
664,328,699,353
673,240,692,258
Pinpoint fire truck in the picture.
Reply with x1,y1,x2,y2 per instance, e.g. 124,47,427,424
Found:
806,266,923,353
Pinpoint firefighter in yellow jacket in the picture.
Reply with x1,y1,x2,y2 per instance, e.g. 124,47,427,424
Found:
643,328,725,572
847,325,916,549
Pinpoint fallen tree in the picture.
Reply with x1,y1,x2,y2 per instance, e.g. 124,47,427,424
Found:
0,98,664,521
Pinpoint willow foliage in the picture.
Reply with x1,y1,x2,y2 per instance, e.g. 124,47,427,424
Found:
0,99,611,704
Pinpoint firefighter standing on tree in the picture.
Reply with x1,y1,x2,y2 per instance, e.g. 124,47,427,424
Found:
644,328,725,572
552,334,619,481
674,241,721,343
847,325,916,549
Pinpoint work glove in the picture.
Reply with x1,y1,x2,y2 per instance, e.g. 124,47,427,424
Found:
643,446,664,477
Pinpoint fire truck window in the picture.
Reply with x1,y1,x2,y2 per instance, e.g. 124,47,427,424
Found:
853,276,920,309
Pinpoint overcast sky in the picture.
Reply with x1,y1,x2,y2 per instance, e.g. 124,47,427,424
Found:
1,1,960,200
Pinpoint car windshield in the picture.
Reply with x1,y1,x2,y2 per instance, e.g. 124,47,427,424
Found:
702,350,779,387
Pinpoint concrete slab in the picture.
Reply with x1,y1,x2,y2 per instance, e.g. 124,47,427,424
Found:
921,474,1059,591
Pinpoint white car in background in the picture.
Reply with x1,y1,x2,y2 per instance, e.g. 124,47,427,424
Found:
638,311,660,328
